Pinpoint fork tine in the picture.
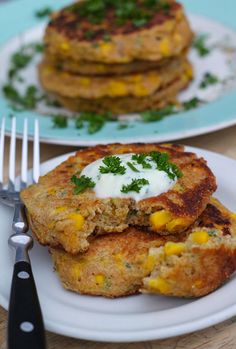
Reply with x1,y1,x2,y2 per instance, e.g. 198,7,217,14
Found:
20,119,28,189
0,118,5,190
33,119,40,184
8,117,16,192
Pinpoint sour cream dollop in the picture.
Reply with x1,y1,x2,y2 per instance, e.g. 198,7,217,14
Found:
81,153,178,201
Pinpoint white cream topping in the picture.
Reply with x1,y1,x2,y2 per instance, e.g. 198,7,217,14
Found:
81,153,177,201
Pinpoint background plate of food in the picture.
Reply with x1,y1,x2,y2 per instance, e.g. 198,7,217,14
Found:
0,0,236,145
1,145,236,342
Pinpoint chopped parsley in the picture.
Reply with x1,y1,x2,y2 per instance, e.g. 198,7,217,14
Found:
127,162,140,172
7,42,44,80
69,0,171,29
140,105,175,122
149,151,182,179
52,115,68,128
71,175,95,194
192,34,210,57
182,97,201,111
132,153,152,169
99,156,126,175
199,72,219,89
208,230,218,237
75,112,113,134
121,178,149,193
2,84,44,110
131,151,182,180
35,7,53,18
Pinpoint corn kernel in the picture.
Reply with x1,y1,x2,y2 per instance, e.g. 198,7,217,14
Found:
132,74,142,83
148,277,170,293
230,212,236,220
164,242,186,256
144,255,156,271
99,42,112,54
174,33,182,43
55,206,67,213
79,77,91,87
134,84,149,96
48,222,55,230
159,38,170,56
185,64,193,79
47,188,56,195
191,231,209,244
150,210,172,231
72,266,81,280
60,42,70,51
109,81,127,96
68,213,84,229
95,274,105,285
194,279,203,288
166,218,188,232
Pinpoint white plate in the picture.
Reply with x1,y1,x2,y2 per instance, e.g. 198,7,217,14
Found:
1,146,236,343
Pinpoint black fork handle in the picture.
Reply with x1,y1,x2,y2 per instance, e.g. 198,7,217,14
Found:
8,261,46,349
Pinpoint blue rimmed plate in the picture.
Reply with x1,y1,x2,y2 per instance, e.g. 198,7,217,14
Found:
0,0,236,145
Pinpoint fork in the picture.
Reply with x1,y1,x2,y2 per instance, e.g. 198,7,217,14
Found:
0,117,46,349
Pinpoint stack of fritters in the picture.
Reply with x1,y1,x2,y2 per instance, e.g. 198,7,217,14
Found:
39,0,194,114
21,143,236,298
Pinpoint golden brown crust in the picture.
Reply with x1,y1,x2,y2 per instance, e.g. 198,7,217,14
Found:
50,198,236,298
21,143,216,254
47,72,192,114
44,3,193,63
142,197,236,297
44,49,189,76
38,55,192,99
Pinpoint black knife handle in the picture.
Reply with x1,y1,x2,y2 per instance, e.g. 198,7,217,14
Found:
8,261,46,349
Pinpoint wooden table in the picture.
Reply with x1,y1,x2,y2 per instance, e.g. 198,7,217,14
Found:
1,124,236,349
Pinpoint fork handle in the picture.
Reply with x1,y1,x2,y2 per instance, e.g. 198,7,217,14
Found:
8,261,46,349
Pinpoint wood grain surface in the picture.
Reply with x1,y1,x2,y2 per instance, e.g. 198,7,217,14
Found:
1,124,236,348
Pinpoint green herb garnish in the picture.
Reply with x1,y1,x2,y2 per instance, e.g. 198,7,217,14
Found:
199,72,219,89
84,30,95,40
131,151,182,180
208,230,218,237
35,7,53,18
52,115,68,128
3,84,43,110
182,97,201,111
75,112,113,134
127,162,140,172
192,34,210,57
7,42,44,80
140,105,175,122
132,153,152,169
121,178,149,193
71,175,95,194
103,33,111,42
99,156,126,175
149,151,183,180
69,0,171,30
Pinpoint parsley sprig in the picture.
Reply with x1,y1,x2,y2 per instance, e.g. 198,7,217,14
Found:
71,175,95,194
149,151,182,179
121,178,149,193
75,112,113,134
199,72,219,89
132,153,152,169
131,151,182,180
35,7,53,19
69,0,170,29
127,162,140,172
192,34,210,57
99,156,126,175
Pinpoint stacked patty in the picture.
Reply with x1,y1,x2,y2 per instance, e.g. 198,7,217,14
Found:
39,0,194,114
21,143,236,298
